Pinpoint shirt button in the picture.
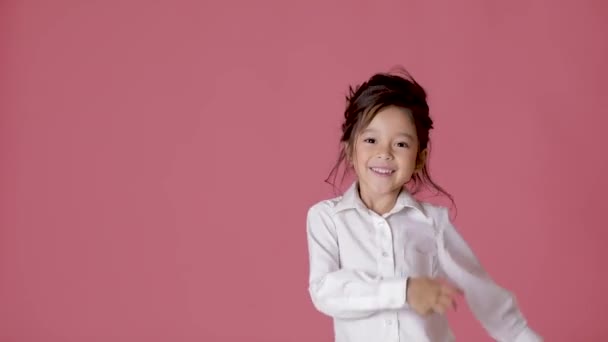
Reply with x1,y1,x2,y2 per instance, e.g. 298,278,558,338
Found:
385,319,393,326
382,252,389,257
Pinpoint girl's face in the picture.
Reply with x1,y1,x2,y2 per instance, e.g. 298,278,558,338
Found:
350,106,426,200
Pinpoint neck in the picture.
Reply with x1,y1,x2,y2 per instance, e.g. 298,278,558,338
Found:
357,185,401,216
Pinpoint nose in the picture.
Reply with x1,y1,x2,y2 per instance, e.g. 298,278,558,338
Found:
376,154,393,160
375,145,393,160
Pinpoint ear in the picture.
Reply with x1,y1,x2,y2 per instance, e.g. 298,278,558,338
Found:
416,148,428,171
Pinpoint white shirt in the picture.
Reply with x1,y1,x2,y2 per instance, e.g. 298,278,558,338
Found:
306,182,542,342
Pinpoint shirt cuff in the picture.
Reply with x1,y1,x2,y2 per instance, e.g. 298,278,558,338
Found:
514,326,543,342
378,277,408,309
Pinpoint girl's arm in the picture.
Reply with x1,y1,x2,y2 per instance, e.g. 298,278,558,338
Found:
306,203,408,320
436,207,542,342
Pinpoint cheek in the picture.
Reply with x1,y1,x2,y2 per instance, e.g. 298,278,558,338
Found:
352,145,367,163
353,155,366,170
397,151,418,166
352,151,371,171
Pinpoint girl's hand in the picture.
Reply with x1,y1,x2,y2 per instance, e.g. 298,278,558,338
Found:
406,277,463,316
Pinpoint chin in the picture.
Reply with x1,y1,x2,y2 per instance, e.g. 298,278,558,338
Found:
364,181,402,195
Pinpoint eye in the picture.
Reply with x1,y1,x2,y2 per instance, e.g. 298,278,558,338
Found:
363,138,376,144
396,142,409,148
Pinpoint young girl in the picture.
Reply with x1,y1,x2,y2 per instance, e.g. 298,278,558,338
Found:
305,70,542,342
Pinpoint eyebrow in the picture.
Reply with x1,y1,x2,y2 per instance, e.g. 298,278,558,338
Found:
361,128,415,140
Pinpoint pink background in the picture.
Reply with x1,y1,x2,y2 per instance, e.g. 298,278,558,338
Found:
2,0,607,341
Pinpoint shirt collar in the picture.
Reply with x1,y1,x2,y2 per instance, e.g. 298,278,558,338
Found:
334,182,427,217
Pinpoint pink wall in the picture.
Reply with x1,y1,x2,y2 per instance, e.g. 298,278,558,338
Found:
1,1,607,341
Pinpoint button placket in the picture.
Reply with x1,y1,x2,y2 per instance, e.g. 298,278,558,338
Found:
376,218,395,277
383,221,392,259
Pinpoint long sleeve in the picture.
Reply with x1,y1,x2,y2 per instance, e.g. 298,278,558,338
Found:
435,208,542,342
306,203,408,320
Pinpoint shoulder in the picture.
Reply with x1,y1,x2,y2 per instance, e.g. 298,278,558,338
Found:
415,201,464,242
305,195,343,236
416,200,448,217
417,201,452,227
306,194,342,218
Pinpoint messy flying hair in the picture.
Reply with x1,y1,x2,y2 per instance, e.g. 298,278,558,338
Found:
325,68,454,205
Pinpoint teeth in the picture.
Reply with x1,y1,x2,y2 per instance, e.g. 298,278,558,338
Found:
371,168,393,174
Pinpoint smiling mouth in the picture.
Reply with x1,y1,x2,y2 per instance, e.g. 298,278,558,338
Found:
370,167,395,175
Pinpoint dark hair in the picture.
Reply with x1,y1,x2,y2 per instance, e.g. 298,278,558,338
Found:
325,67,454,206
